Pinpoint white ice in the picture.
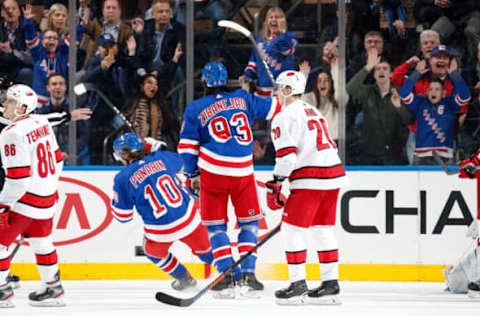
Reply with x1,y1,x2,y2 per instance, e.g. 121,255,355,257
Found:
2,280,479,316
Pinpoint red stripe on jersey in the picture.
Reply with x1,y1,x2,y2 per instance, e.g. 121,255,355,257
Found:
255,89,273,97
26,36,39,47
163,256,179,273
55,149,63,163
213,247,232,260
18,191,58,208
36,251,58,265
199,152,253,168
272,97,282,118
317,249,338,263
246,64,257,72
7,166,31,179
112,209,132,219
0,257,11,271
415,148,448,154
286,250,307,264
289,165,345,181
144,204,196,235
238,244,255,254
276,147,297,157
177,143,200,151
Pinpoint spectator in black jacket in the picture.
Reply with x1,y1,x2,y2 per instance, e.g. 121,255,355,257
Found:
36,73,92,164
133,0,184,115
0,0,32,85
84,33,136,164
415,0,480,64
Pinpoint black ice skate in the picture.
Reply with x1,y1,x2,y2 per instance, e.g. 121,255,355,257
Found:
171,272,197,291
238,272,264,298
467,280,480,299
239,272,264,291
211,272,236,299
307,279,341,305
6,274,20,289
29,272,65,307
0,284,14,308
275,279,308,305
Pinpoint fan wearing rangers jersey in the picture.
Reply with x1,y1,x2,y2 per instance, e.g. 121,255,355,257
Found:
111,133,213,292
238,6,298,97
178,61,281,297
398,56,471,165
265,71,348,305
0,84,65,308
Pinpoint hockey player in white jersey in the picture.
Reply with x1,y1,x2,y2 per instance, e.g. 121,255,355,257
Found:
0,84,65,308
265,71,349,305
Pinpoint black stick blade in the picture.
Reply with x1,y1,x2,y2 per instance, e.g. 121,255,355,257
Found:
155,292,193,307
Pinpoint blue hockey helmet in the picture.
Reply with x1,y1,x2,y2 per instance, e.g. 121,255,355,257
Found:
202,61,227,88
113,133,143,161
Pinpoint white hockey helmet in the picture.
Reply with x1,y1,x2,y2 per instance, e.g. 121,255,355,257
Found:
5,84,38,117
275,70,306,96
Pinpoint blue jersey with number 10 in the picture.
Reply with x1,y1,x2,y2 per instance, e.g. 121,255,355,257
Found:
111,150,201,242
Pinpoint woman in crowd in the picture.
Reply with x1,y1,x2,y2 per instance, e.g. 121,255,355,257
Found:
238,6,298,97
124,73,179,152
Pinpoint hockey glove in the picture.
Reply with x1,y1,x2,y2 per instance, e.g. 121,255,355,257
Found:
144,137,167,152
265,180,284,210
185,171,201,196
0,204,10,229
459,159,476,179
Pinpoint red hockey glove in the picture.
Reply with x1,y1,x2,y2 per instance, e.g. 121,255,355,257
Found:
0,204,10,229
265,180,284,210
459,159,476,179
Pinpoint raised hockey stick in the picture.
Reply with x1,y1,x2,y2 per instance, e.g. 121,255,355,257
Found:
73,83,134,132
432,151,458,175
218,20,276,87
155,223,281,307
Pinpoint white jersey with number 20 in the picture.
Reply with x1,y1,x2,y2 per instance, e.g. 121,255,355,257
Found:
271,99,349,190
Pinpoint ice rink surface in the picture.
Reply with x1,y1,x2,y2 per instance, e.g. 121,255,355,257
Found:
2,280,479,316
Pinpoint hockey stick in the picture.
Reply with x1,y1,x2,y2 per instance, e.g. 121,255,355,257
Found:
218,20,276,87
155,223,281,307
432,151,458,175
9,238,24,260
73,83,134,132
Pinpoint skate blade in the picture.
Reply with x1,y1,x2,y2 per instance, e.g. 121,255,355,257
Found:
0,298,15,308
29,297,66,307
275,294,308,305
8,282,20,290
307,294,341,305
237,286,262,299
468,290,480,300
212,288,236,299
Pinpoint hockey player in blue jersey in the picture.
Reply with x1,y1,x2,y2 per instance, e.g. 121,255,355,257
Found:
398,52,471,165
178,61,282,298
111,133,213,291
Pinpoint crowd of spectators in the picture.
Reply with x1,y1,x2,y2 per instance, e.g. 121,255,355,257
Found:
1,0,480,167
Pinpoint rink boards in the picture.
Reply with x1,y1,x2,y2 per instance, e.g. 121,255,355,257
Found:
10,167,479,282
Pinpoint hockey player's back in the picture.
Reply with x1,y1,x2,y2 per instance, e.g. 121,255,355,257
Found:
271,99,347,190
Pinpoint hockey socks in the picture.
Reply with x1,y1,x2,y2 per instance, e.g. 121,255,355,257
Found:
207,224,241,281
311,225,339,281
197,252,213,265
237,221,258,273
147,253,188,280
